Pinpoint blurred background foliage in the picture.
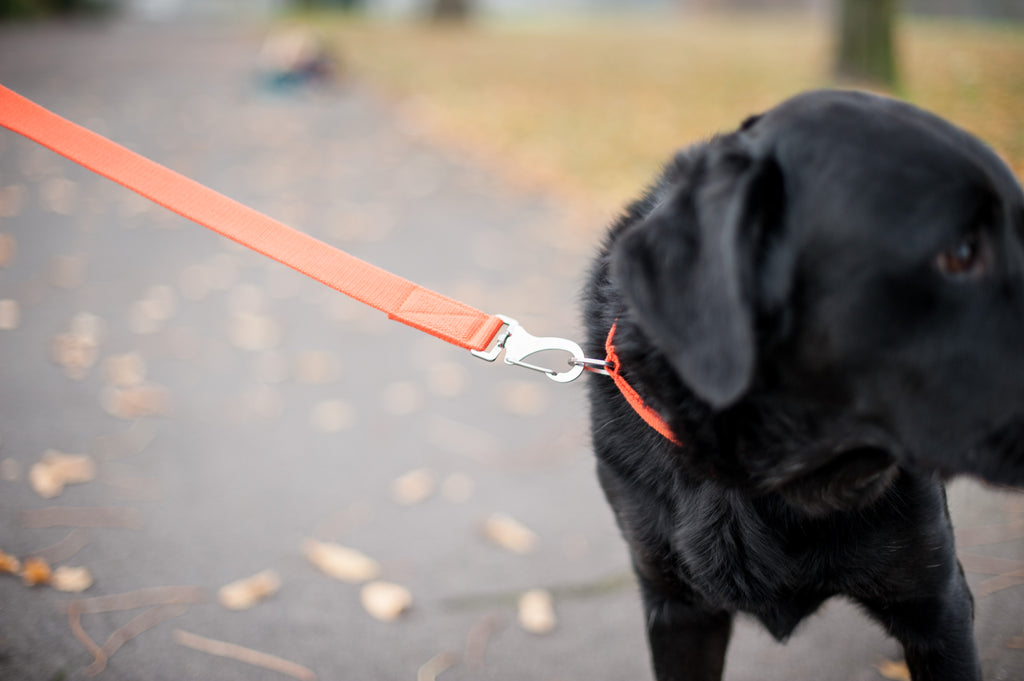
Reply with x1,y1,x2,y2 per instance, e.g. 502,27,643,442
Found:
286,2,1023,217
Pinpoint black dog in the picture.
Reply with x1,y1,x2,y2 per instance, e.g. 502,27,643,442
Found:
584,89,1024,681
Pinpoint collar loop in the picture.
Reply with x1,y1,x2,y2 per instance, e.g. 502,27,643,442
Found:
603,323,683,446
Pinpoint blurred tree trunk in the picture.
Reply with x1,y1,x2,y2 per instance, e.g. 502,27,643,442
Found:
431,0,472,22
835,0,899,87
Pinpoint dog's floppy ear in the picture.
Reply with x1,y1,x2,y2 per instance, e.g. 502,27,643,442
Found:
612,145,784,409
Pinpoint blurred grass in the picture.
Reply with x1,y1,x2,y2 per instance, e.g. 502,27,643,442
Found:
299,12,1024,220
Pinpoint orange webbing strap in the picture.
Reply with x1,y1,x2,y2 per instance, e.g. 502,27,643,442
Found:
0,84,505,353
604,323,682,446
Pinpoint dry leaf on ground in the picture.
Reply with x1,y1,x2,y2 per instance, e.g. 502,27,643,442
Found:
360,581,412,621
303,539,380,583
876,659,912,681
517,588,556,635
218,569,281,610
481,513,539,554
390,468,435,506
21,556,52,586
0,549,21,574
0,299,19,330
29,451,97,499
50,314,105,379
52,565,93,592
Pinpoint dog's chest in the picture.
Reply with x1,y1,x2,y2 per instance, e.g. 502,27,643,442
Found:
670,496,835,639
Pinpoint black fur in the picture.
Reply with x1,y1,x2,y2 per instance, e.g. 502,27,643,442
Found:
584,90,1024,681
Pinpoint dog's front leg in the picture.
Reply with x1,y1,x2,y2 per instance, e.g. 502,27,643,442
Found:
861,562,981,681
637,573,733,681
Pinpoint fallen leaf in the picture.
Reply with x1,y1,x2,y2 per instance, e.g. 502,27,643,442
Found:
51,332,99,379
482,513,539,554
360,581,412,621
50,313,105,379
218,569,281,610
0,549,21,574
29,463,64,499
0,299,20,330
52,565,94,592
518,588,556,635
391,468,436,506
303,539,380,583
29,451,97,498
876,659,911,681
21,556,52,586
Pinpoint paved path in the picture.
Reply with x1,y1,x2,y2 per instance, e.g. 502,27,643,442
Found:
0,20,1022,681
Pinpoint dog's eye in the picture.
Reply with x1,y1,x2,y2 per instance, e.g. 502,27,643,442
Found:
936,233,985,278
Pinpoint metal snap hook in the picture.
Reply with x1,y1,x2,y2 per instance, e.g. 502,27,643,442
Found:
471,315,588,383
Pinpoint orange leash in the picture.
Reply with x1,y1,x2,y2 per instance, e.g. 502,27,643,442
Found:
0,84,503,353
0,83,681,442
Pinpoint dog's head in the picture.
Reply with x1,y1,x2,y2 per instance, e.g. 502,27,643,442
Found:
610,90,1024,509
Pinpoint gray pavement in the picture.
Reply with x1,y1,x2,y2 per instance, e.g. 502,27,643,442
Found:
0,20,1022,681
